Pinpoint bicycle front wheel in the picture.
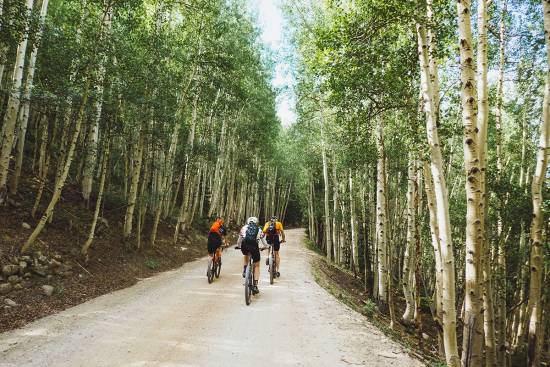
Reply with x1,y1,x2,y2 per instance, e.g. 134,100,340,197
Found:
215,259,221,278
269,256,274,285
207,260,214,284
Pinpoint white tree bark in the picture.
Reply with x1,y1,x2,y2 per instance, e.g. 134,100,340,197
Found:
123,126,145,241
375,118,388,302
0,0,34,204
82,3,113,202
526,3,550,365
23,82,91,253
417,21,460,366
402,155,417,324
9,0,50,195
457,1,484,364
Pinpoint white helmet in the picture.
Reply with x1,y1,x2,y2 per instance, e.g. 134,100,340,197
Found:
247,216,258,225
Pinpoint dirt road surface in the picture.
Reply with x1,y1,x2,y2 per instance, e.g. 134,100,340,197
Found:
0,229,421,367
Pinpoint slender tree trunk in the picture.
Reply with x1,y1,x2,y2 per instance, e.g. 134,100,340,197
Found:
403,154,417,324
81,134,110,256
82,3,112,203
22,81,90,253
475,2,497,365
0,0,34,205
526,4,550,364
321,134,332,261
417,20,460,366
349,169,359,274
457,1,484,364
31,115,49,218
123,125,146,242
375,118,388,303
495,2,508,365
9,0,50,195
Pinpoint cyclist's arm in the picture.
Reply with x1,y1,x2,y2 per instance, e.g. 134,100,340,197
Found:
237,235,243,247
258,230,268,247
281,229,286,242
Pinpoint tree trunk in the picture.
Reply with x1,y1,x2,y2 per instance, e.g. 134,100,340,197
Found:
81,133,110,256
417,20,460,366
82,3,112,203
526,3,550,364
495,2,508,366
402,154,417,324
375,118,388,303
22,81,90,253
9,0,50,195
123,125,146,241
457,1,484,364
0,0,34,205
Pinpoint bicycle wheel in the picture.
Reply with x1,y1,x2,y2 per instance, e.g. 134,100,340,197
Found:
207,259,214,284
215,258,221,278
269,255,274,285
245,264,252,306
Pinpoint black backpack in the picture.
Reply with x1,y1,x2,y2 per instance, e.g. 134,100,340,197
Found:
244,223,258,243
267,221,277,236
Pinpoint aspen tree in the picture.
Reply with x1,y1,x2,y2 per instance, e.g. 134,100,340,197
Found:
402,154,417,325
0,0,34,205
82,2,113,203
494,2,508,365
23,80,91,253
457,1,484,364
375,118,388,303
9,0,50,195
417,21,459,366
526,3,550,365
82,132,110,256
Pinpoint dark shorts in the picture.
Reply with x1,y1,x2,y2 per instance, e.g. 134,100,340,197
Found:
241,239,260,263
266,235,281,251
207,232,222,254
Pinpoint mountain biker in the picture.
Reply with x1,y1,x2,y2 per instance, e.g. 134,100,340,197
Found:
263,215,285,278
237,216,267,294
207,217,227,264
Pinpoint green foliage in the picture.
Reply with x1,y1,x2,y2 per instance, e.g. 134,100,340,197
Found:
144,258,160,270
363,299,376,318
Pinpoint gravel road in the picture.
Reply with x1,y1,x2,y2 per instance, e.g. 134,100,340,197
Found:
0,229,421,367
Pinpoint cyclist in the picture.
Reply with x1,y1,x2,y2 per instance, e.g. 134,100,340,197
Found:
207,216,227,265
237,216,267,294
263,215,285,277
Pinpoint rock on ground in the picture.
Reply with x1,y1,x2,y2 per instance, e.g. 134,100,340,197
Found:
41,285,54,297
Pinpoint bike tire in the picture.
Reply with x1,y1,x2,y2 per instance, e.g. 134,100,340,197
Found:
215,259,221,278
269,256,274,285
207,260,214,284
245,267,251,305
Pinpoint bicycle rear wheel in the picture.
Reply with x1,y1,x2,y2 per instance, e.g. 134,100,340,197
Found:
207,259,214,284
245,264,252,305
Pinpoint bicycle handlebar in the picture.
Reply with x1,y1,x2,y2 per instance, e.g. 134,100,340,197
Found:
234,245,268,251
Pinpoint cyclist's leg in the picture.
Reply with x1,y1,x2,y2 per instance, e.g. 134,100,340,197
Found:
251,245,261,282
240,245,249,276
215,246,222,262
273,237,281,273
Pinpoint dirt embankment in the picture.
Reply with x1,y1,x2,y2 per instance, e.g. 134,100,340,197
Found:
0,175,213,332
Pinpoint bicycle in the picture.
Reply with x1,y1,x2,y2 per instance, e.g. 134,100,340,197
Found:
207,244,226,284
235,244,267,305
266,244,275,285
265,239,285,284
